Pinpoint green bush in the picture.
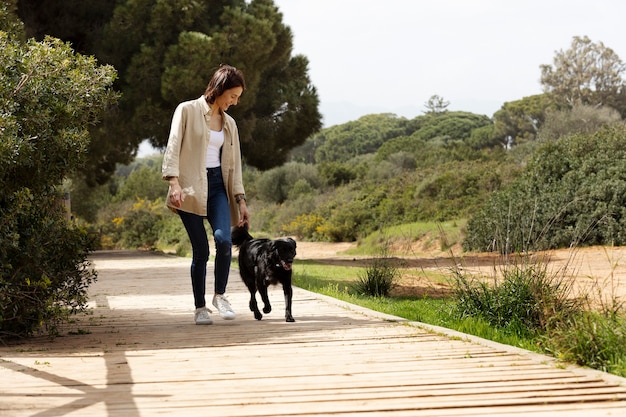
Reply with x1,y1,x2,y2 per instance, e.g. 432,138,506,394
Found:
0,34,117,339
282,213,325,240
449,254,579,337
114,162,167,203
353,257,398,297
256,162,322,204
97,198,174,250
318,161,357,186
157,212,189,254
0,191,98,338
119,199,166,249
544,312,626,377
465,124,626,252
352,244,400,297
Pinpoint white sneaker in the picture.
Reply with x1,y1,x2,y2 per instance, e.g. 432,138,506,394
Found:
194,307,213,325
212,294,236,320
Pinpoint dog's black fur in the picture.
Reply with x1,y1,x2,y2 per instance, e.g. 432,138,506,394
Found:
231,225,297,322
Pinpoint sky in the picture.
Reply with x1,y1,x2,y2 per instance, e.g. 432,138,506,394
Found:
273,0,626,128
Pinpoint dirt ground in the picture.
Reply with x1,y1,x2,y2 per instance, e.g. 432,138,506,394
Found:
294,241,626,304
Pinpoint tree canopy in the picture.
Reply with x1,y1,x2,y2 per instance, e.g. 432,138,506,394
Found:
540,35,626,117
17,0,322,183
312,113,411,164
375,111,494,163
488,36,626,152
491,94,555,148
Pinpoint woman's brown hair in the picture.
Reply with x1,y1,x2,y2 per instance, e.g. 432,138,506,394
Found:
204,64,245,104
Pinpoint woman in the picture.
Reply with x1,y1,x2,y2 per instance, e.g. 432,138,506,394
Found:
162,64,250,325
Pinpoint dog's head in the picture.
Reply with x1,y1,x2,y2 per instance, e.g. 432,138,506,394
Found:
271,238,297,271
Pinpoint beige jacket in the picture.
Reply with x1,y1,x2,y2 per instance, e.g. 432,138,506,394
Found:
162,96,245,225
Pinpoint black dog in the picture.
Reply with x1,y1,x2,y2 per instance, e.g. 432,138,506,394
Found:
231,225,297,322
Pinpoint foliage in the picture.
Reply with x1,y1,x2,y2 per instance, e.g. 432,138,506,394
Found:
313,113,412,163
376,112,494,164
0,0,24,39
68,178,114,223
348,220,464,256
423,94,450,114
537,103,622,142
87,109,514,247
491,94,555,148
376,112,494,169
282,213,325,241
255,162,321,204
411,111,492,144
75,43,626,251
17,0,322,182
543,311,626,376
0,193,98,339
113,158,168,203
353,248,400,297
540,35,626,117
449,254,580,337
118,199,166,249
90,108,623,252
95,196,184,251
464,124,626,253
318,161,358,186
414,160,516,221
504,103,620,167
0,33,117,339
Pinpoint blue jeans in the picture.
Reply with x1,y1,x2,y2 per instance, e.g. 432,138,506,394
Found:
178,167,232,309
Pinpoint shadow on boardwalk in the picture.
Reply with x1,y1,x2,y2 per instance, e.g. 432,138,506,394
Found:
2,250,626,417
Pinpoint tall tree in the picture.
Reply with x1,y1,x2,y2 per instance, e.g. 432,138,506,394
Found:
17,0,322,182
540,35,626,117
492,94,554,148
423,94,450,114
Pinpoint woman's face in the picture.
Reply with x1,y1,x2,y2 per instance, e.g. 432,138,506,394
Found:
215,87,243,112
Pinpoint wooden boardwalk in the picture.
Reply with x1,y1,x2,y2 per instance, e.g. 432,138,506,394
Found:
2,250,626,416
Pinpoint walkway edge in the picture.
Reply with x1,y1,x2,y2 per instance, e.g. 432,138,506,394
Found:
303,287,626,387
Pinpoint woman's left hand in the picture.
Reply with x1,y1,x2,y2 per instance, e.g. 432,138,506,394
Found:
237,201,250,227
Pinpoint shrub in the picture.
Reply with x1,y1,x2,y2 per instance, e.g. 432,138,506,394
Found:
449,254,580,337
465,124,626,252
283,213,325,240
256,162,321,204
353,245,399,297
157,212,189,254
544,312,626,377
119,199,167,249
0,34,117,339
0,191,98,338
318,162,357,186
114,162,167,202
98,198,171,250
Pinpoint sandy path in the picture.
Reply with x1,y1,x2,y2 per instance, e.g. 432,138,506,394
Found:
294,241,626,304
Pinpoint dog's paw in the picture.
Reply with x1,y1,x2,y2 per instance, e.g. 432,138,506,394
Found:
254,311,263,320
285,315,295,323
263,305,272,314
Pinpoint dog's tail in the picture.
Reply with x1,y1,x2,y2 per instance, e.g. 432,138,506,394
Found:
231,224,253,248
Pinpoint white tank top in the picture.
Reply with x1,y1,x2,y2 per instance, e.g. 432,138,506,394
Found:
206,129,224,168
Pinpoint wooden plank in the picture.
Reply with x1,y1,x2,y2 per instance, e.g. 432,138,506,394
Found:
2,250,626,417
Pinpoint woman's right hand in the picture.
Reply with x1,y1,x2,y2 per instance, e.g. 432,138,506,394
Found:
168,178,184,208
